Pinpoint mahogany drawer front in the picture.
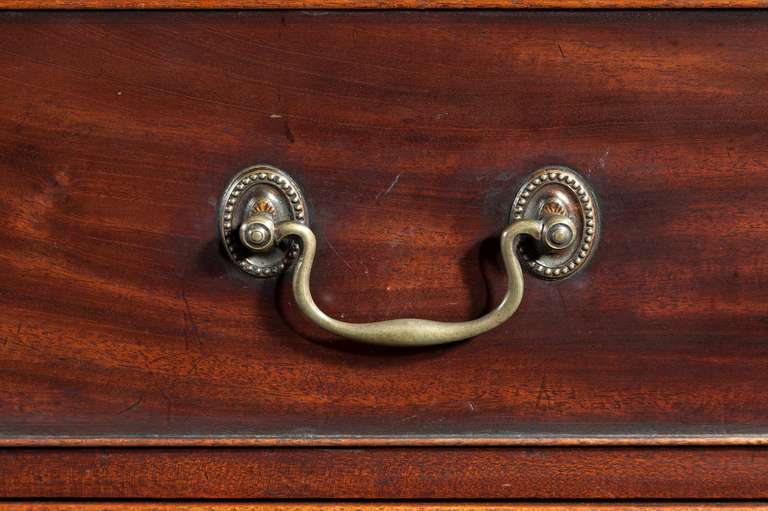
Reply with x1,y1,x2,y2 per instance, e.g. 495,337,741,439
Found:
1,9,767,452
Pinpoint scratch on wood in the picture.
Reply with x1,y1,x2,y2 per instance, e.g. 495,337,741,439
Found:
325,237,354,272
555,286,568,313
181,287,203,349
283,122,295,143
536,375,553,410
117,394,145,415
557,42,566,59
598,148,610,170
375,173,401,202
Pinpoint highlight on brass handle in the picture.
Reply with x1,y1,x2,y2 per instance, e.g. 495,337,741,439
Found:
275,218,544,346
219,165,599,347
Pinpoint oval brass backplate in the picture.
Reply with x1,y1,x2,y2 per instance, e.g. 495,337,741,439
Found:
218,165,308,277
510,166,599,279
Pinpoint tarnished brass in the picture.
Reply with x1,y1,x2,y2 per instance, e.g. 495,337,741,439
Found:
511,166,600,279
273,218,544,346
218,165,307,277
220,165,596,346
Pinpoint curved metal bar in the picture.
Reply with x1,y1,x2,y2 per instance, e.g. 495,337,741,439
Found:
275,219,544,347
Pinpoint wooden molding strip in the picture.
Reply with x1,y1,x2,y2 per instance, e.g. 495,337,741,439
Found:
2,434,768,447
3,448,768,498
0,0,767,8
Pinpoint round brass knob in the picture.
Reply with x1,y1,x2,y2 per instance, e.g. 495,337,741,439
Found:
544,218,576,251
240,214,275,252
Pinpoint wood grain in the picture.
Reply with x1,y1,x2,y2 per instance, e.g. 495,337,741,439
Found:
1,0,768,9
3,448,768,498
4,434,768,446
1,11,768,445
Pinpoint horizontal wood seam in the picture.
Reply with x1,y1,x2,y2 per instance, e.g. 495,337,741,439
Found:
2,1,768,9
3,435,768,447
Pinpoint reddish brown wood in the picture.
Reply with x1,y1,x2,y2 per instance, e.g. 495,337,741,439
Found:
0,11,767,448
3,435,768,446
2,448,768,499
1,0,767,9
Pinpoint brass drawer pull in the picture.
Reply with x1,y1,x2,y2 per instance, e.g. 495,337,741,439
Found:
275,218,542,346
219,165,599,347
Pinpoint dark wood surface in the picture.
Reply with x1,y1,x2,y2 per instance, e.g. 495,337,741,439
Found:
0,11,767,445
2,0,768,9
2,447,768,498
2,505,768,511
